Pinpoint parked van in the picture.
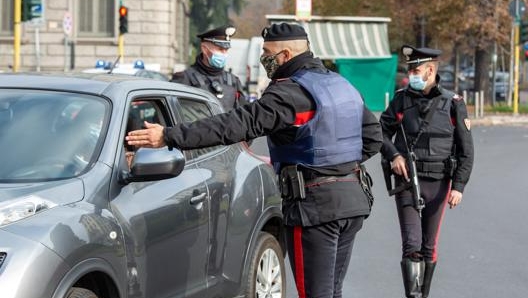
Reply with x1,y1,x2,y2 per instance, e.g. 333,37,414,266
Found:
246,36,270,101
225,38,250,88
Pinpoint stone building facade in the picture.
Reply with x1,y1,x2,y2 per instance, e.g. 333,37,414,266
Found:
0,0,189,76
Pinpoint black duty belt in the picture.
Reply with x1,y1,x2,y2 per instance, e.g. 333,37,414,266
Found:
299,162,360,181
415,160,445,173
304,173,359,188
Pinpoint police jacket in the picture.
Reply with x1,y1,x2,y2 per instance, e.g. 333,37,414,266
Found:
163,51,383,226
379,78,474,193
171,53,247,111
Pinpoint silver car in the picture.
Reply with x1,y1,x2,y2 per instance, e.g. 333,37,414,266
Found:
0,73,285,298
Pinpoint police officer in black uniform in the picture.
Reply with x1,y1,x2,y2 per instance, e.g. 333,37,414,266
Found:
127,23,383,298
380,45,474,298
171,25,247,111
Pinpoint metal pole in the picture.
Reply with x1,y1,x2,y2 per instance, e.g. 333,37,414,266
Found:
480,90,485,117
514,22,520,115
508,23,514,107
35,28,41,72
64,36,68,72
118,35,124,64
475,92,480,118
13,0,22,72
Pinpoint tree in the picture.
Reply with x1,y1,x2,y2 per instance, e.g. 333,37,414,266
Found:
230,0,284,38
280,0,512,102
188,0,247,55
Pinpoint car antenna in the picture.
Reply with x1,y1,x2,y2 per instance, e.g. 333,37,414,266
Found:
108,56,121,74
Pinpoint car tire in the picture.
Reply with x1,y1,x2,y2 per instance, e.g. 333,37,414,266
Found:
245,232,285,298
65,287,99,298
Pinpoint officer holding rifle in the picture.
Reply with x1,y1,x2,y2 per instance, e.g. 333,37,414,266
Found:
379,45,474,298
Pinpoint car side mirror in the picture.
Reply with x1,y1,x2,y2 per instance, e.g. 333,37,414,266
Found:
120,147,185,184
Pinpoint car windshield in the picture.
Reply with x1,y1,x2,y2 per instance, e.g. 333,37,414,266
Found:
0,90,108,182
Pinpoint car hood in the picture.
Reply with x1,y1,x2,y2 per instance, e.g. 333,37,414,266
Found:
0,179,84,206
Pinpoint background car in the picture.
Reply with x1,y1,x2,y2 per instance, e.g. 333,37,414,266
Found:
493,71,510,101
438,69,473,93
0,73,285,298
83,60,170,81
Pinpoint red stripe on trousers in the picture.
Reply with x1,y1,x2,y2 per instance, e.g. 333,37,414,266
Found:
294,111,315,126
432,181,452,262
294,226,306,298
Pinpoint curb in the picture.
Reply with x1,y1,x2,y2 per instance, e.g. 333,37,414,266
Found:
471,115,528,126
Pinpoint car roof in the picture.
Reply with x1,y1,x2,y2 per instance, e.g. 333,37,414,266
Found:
0,72,216,102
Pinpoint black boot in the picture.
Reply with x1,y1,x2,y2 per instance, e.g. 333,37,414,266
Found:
401,258,424,298
422,261,436,298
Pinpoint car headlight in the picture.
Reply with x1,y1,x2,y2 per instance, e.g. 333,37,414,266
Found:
0,195,57,227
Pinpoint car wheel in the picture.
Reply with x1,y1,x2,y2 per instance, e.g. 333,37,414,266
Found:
65,287,99,298
246,232,285,298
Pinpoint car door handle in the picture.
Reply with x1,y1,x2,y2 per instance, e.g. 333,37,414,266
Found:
190,192,207,205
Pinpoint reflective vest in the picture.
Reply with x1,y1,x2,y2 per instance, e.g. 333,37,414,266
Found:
269,69,363,171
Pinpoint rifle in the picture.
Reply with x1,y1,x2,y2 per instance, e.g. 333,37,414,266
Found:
403,147,425,217
381,124,425,217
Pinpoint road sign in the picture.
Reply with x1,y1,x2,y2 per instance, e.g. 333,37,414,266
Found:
63,12,73,36
25,0,45,27
295,0,312,21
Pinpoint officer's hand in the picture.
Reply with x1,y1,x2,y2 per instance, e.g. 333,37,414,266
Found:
448,190,463,209
391,155,409,181
126,121,166,148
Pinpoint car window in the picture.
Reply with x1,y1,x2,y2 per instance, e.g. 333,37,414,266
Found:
0,90,108,181
147,71,169,81
178,98,222,158
125,98,181,167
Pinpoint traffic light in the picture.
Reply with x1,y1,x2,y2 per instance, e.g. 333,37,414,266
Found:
21,0,42,22
119,5,128,34
521,20,528,43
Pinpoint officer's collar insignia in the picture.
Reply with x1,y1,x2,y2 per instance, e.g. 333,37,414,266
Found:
464,118,471,131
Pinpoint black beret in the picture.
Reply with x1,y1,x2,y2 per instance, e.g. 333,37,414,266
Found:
197,25,236,49
261,23,308,42
401,44,442,70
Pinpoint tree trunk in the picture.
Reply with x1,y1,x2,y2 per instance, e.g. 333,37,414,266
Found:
474,48,491,105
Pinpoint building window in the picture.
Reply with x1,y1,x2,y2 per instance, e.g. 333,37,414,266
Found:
78,0,115,37
0,0,14,36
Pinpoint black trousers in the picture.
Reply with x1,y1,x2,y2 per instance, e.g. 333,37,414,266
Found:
285,216,364,298
395,178,450,261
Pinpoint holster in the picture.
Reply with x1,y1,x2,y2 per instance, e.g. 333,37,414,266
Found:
381,158,393,192
359,164,374,209
444,156,457,177
279,165,306,200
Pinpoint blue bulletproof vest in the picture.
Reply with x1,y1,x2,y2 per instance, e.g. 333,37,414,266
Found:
268,69,363,171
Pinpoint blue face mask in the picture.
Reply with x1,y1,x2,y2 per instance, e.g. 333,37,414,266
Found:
208,52,228,69
409,74,427,91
